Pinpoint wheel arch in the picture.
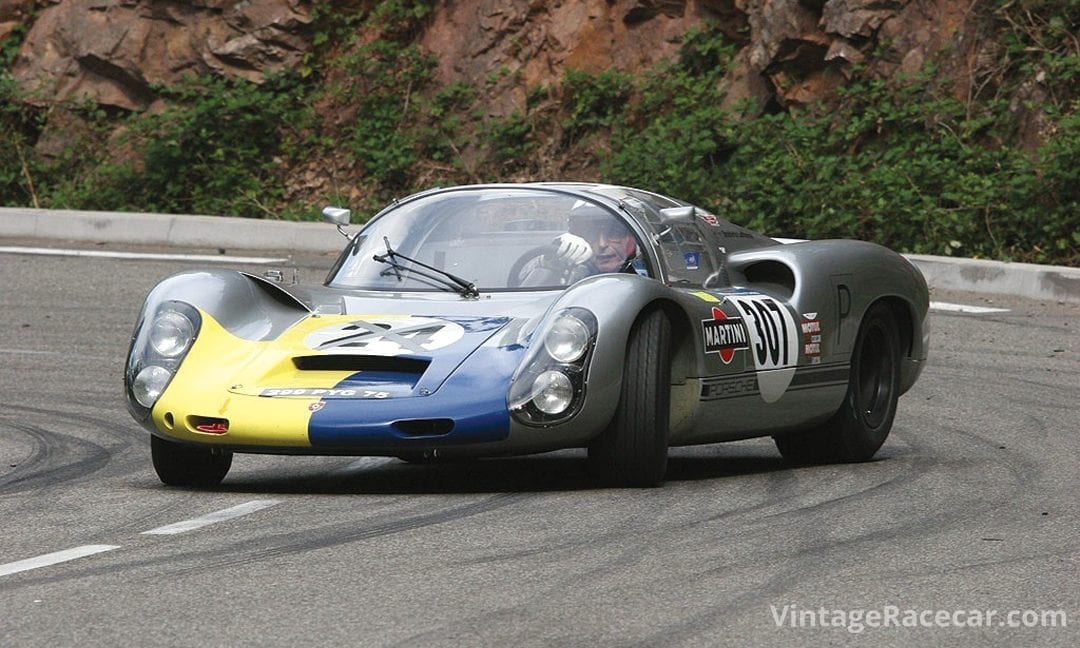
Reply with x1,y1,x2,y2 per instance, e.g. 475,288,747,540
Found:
548,275,685,437
137,269,311,341
864,294,926,395
872,296,914,359
647,298,695,385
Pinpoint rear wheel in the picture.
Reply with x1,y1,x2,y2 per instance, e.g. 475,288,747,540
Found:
774,302,901,463
151,435,233,487
588,309,672,487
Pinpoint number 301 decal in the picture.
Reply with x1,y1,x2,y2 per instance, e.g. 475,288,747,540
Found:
726,294,799,402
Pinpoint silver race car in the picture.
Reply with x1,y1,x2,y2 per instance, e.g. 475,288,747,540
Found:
126,183,928,487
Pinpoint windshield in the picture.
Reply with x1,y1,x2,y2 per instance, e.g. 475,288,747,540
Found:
592,189,723,286
327,187,646,292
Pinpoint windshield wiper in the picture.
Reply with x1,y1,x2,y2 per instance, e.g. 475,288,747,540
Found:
372,237,479,298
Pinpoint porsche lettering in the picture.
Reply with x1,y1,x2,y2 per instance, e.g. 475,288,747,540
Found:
700,375,758,400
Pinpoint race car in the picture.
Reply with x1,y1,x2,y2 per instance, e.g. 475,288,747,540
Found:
125,183,929,488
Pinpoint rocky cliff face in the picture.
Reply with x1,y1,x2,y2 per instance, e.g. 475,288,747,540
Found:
9,0,982,117
9,0,312,110
416,0,746,116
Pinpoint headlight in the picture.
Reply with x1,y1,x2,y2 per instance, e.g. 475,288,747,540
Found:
149,310,196,357
531,370,574,415
132,365,172,408
508,307,597,426
126,301,202,418
543,315,590,363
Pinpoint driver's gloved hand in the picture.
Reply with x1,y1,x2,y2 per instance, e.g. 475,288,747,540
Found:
545,233,593,267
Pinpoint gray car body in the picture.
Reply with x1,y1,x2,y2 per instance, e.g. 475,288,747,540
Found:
127,183,928,457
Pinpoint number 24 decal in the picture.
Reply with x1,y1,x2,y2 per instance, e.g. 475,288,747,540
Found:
729,295,798,370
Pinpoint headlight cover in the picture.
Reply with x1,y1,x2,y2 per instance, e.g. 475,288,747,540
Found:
125,301,202,416
508,307,597,426
132,365,173,408
531,370,575,415
149,310,196,358
543,315,590,363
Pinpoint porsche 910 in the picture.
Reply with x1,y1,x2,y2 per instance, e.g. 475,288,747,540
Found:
125,183,929,487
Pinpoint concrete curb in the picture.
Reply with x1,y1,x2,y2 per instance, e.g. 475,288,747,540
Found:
3,207,1079,303
0,207,342,253
905,254,1080,305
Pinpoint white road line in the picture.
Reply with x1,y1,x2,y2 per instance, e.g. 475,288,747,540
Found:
0,246,287,265
0,348,110,361
0,348,66,355
141,500,282,536
0,545,121,577
930,301,1010,314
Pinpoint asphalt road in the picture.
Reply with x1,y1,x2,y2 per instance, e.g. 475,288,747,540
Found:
0,243,1077,647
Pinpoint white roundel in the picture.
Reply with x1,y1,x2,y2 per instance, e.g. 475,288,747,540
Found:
304,316,465,356
724,295,799,403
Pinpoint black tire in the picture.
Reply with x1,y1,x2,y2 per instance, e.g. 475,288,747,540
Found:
774,301,901,464
588,309,672,487
151,434,233,487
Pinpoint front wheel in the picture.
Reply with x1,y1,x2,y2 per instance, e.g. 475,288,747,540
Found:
588,309,672,487
151,435,233,487
774,302,901,463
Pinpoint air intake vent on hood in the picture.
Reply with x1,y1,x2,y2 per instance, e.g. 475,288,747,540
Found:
293,355,430,374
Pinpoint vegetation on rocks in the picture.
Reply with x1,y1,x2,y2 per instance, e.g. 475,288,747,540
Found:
0,0,1077,264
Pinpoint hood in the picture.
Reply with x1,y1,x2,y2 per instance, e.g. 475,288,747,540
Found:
206,288,560,402
210,312,503,402
167,273,561,401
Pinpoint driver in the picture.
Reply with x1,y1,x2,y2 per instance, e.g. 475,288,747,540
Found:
548,211,637,275
512,209,639,287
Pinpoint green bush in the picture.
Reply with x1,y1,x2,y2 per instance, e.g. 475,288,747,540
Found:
0,76,44,206
0,25,47,207
593,33,1078,264
344,42,436,190
484,112,533,165
62,74,314,218
707,71,1079,263
561,68,635,143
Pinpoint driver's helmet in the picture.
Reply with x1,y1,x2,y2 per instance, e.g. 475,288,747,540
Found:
567,206,633,243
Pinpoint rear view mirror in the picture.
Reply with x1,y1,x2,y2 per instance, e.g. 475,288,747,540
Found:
322,206,352,226
659,206,696,224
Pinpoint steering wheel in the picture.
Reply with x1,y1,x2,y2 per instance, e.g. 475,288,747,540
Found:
507,246,553,287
